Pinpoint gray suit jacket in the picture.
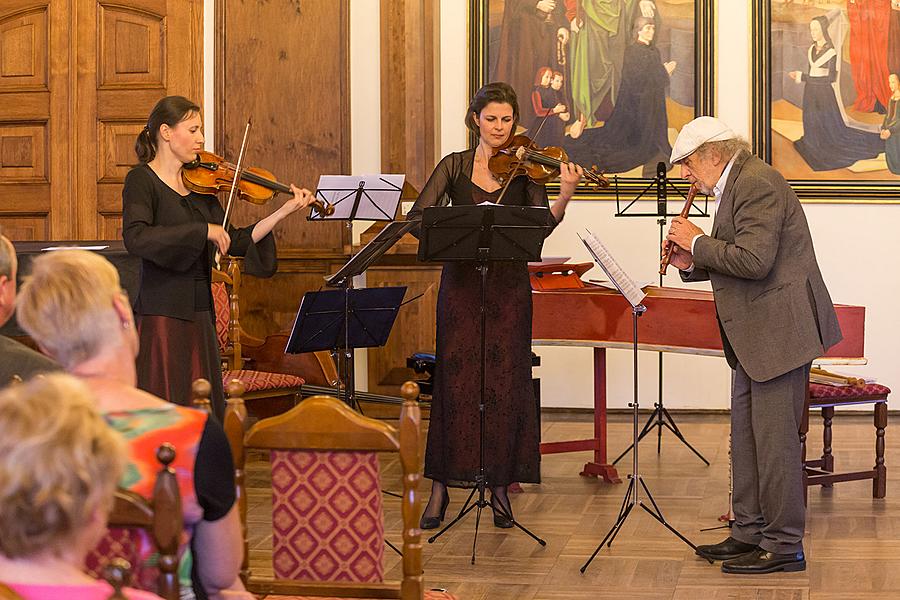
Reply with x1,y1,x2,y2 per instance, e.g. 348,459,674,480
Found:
0,334,60,387
681,151,842,382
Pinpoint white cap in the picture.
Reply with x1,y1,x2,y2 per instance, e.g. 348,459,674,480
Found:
670,116,737,163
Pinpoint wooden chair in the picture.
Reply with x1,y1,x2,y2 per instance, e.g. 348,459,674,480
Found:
85,443,183,600
801,380,891,502
211,258,307,414
191,378,213,413
228,380,453,600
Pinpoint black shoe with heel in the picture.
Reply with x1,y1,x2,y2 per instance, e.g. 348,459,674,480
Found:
419,491,449,530
490,495,514,529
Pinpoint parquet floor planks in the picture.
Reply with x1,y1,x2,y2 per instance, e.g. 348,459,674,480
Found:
245,411,897,599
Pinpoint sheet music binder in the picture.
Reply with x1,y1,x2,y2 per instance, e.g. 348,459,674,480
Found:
311,174,406,221
579,229,646,308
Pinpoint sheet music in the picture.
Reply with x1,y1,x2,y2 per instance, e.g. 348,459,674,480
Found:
42,245,109,251
578,230,646,308
314,174,405,220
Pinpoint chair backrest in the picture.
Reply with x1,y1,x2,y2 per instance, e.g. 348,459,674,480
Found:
85,443,183,600
211,257,243,369
222,379,250,581
238,382,424,599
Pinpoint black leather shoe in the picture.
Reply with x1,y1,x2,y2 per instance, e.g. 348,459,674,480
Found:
721,549,806,574
419,492,449,530
696,536,758,561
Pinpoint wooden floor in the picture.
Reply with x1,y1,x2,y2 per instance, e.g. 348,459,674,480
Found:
246,411,897,600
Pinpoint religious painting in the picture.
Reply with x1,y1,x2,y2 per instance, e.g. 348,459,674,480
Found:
753,0,900,201
472,0,715,198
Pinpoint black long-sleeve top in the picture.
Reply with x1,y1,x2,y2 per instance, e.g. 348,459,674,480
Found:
122,164,277,321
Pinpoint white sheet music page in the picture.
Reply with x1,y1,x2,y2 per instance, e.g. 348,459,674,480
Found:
579,230,646,307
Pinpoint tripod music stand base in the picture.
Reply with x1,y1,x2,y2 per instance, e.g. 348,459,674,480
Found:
426,486,546,564
612,403,710,466
580,475,709,573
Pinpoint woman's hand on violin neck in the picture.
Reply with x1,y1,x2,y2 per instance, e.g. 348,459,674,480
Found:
280,184,316,216
558,162,583,197
207,224,231,256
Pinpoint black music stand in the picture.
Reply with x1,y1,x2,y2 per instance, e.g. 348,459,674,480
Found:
286,221,415,410
612,163,710,466
418,204,550,564
285,287,406,409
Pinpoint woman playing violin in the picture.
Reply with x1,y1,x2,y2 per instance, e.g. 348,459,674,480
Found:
122,95,315,419
407,82,583,530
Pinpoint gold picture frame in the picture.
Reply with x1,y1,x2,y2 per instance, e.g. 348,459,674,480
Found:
470,0,717,200
752,0,900,203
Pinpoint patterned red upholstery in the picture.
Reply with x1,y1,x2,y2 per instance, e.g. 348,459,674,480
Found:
212,281,230,351
85,527,156,591
809,382,891,402
223,369,305,392
270,450,384,583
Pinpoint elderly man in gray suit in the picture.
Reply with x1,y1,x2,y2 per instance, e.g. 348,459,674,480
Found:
664,117,842,574
0,232,59,386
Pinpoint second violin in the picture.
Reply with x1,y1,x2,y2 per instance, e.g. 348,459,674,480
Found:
488,134,610,189
182,150,334,215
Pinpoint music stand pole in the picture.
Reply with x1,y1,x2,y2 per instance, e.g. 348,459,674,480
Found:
581,304,709,572
612,168,709,467
420,205,548,564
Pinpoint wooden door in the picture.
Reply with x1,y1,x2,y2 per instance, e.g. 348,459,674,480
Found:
215,0,352,337
75,0,203,240
0,0,202,242
0,1,68,240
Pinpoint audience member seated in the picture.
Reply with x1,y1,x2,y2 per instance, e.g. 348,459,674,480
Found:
0,230,59,387
16,250,252,600
0,374,162,600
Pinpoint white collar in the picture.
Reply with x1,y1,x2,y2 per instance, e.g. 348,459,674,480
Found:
713,153,739,200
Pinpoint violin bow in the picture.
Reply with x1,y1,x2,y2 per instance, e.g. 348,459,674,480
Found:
216,118,252,269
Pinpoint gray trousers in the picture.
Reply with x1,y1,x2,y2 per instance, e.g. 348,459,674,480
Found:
731,361,810,554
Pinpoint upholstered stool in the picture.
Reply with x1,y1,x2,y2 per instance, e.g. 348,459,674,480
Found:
801,382,891,501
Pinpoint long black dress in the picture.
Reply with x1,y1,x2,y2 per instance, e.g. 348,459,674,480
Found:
564,40,673,176
794,43,883,171
122,164,276,419
407,150,558,487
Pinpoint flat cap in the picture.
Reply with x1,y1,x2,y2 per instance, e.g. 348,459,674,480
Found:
670,116,736,163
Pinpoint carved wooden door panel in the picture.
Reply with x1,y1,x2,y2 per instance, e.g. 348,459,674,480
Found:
0,2,68,240
0,1,201,241
75,0,202,240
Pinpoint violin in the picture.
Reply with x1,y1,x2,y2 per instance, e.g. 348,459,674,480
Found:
182,150,334,216
488,134,610,189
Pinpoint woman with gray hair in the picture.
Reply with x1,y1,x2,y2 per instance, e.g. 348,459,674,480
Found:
16,249,251,600
0,374,162,599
